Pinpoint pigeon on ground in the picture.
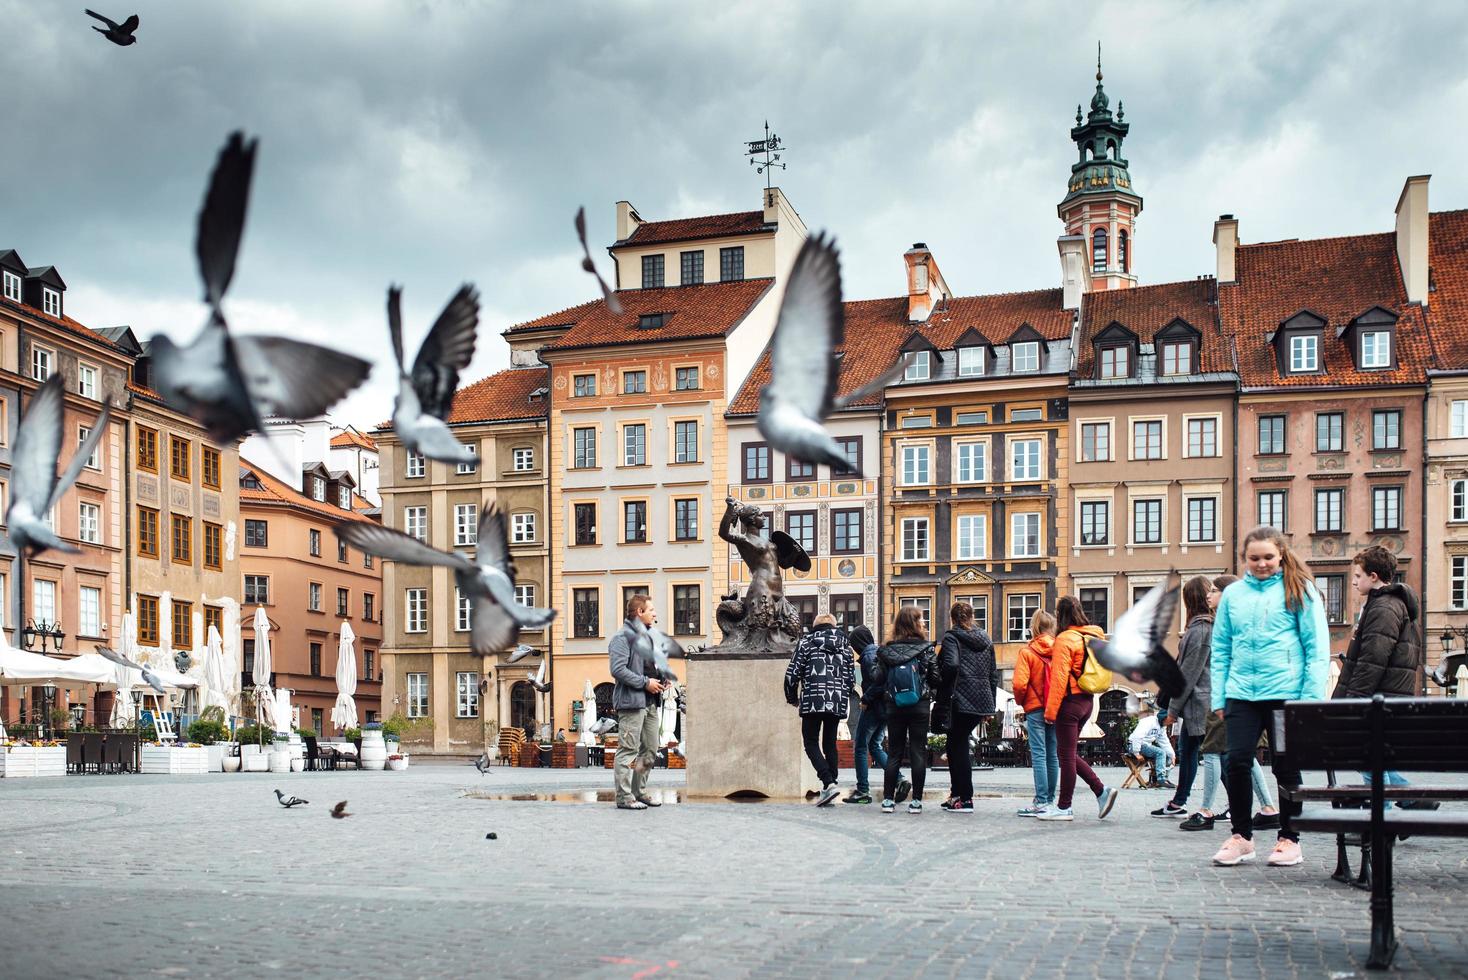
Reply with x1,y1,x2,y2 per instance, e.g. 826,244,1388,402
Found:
274,789,308,808
85,9,138,45
149,132,372,445
386,284,480,466
7,375,111,556
330,801,351,819
1088,573,1186,700
94,645,165,694
756,233,913,478
485,832,498,840
575,207,622,315
473,754,492,774
527,658,551,694
336,505,556,655
507,643,538,665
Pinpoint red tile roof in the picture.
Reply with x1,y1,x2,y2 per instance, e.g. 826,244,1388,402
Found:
920,287,1072,345
1428,210,1468,368
618,210,769,247
330,428,378,452
524,279,773,353
1218,231,1432,388
239,458,376,524
444,366,549,424
1078,278,1231,376
0,297,132,355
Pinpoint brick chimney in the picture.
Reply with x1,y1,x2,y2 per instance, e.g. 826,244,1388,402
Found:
615,200,641,243
904,243,951,323
1395,175,1430,305
1213,215,1239,285
1057,235,1086,310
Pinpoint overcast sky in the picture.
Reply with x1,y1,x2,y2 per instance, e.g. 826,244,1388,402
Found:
5,0,1467,426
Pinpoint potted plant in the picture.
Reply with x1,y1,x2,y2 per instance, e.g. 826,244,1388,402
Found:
186,717,231,771
387,752,408,772
360,721,387,770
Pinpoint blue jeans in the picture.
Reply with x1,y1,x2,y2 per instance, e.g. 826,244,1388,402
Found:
1024,709,1059,806
1139,741,1174,783
1358,769,1413,806
853,707,891,794
1170,732,1203,807
1201,752,1275,813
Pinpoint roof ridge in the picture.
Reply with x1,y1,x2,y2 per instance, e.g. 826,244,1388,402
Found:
635,207,762,225
1240,229,1394,251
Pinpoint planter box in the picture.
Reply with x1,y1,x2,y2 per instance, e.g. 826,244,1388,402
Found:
0,745,66,778
140,745,209,775
667,752,687,770
551,743,577,769
836,739,856,770
205,744,233,772
518,742,541,767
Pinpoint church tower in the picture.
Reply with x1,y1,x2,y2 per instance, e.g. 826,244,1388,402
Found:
1057,47,1142,293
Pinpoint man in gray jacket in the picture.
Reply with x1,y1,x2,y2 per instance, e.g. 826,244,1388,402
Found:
609,593,666,810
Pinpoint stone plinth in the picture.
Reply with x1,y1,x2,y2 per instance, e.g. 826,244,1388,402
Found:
685,645,818,799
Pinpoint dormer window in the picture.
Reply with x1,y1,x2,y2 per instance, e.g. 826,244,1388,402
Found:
637,313,666,330
1289,335,1318,373
1012,342,1040,373
338,485,351,509
1361,330,1391,369
904,350,930,381
1161,342,1192,376
1,271,19,303
311,476,326,501
41,287,60,317
1099,346,1130,379
958,346,984,377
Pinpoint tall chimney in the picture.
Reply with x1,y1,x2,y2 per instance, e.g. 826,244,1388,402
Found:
904,243,951,323
1395,175,1430,305
615,200,641,243
1057,235,1086,310
1213,215,1239,285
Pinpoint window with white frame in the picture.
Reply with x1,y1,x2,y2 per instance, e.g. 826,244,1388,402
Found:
1186,497,1217,543
958,346,984,376
456,445,477,474
1007,593,1041,642
573,427,597,468
904,351,930,381
455,588,472,632
456,672,480,717
1315,488,1344,532
338,485,351,509
78,501,100,544
512,513,537,543
454,503,477,546
33,579,56,623
1012,342,1040,373
309,582,322,611
1010,512,1041,558
573,374,596,397
1452,479,1467,522
78,364,98,399
1132,498,1162,544
31,346,51,381
901,444,930,485
79,586,101,637
956,514,987,560
311,476,325,501
406,452,425,478
513,447,535,471
1185,417,1218,457
1010,438,1041,481
674,420,698,463
1452,556,1468,610
1372,486,1402,531
404,506,427,541
406,673,428,718
1315,575,1346,624
623,424,646,466
405,589,428,633
955,442,986,483
1099,345,1130,379
1,270,19,302
900,517,929,561
1361,331,1391,369
41,287,60,317
1161,342,1192,376
1132,420,1163,459
78,425,100,469
1453,400,1468,438
1080,422,1111,462
1289,334,1319,373
899,415,933,429
1258,490,1287,530
1372,410,1401,451
899,596,932,635
1080,500,1109,546
514,584,535,608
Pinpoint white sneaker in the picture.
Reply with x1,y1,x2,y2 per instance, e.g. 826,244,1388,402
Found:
1037,807,1074,821
816,784,840,807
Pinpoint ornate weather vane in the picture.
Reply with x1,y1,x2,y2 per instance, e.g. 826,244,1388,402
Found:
746,120,787,191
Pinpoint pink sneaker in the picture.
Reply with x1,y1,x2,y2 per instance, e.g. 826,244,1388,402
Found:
1267,839,1303,866
1211,834,1256,866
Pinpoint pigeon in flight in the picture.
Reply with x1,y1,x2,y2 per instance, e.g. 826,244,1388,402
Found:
336,504,556,655
633,623,687,683
1088,574,1186,700
589,716,617,736
386,284,480,466
756,233,911,477
94,644,165,694
85,9,138,45
507,643,538,665
575,207,622,315
330,801,351,819
527,658,551,694
7,375,111,556
148,132,371,445
274,789,308,808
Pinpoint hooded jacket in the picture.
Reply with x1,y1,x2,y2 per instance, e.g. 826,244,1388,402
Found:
784,623,856,716
1169,613,1214,736
1044,624,1107,724
939,627,1000,716
869,639,939,713
1335,582,1421,698
1012,633,1055,714
1210,571,1330,712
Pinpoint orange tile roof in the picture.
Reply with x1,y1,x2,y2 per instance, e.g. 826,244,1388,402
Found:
1218,231,1433,388
0,296,132,355
526,279,773,353
1078,278,1231,376
330,428,378,452
239,458,377,524
1428,209,1468,368
444,366,549,424
618,210,769,247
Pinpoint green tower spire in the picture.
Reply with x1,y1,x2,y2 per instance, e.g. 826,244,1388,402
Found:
1061,43,1139,207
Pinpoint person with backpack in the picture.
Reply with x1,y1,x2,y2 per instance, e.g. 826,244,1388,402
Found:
784,613,856,807
1039,596,1119,822
868,605,939,814
1011,609,1058,816
846,625,909,805
1209,526,1330,868
937,601,999,813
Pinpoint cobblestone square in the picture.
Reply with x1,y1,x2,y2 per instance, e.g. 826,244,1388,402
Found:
1,763,1464,978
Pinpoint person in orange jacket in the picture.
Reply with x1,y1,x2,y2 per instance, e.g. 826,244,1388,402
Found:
1037,596,1118,822
1011,609,1058,816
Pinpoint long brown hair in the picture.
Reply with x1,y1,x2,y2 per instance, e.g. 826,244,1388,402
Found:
891,605,927,642
949,601,974,629
1183,575,1212,622
1213,574,1240,592
1242,525,1311,612
1055,596,1089,634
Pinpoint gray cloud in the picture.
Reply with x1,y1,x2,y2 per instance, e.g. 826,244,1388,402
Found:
4,0,1467,425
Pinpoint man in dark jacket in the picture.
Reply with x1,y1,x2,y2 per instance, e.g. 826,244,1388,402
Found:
609,594,666,810
1337,546,1432,807
785,614,855,806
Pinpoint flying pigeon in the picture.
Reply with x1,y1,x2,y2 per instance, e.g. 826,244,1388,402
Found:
336,505,556,655
386,284,480,466
756,233,912,478
575,207,622,315
633,622,687,683
274,789,308,808
148,132,372,445
589,716,617,736
1088,574,1187,700
93,644,164,694
507,643,538,665
7,375,111,556
85,9,138,45
527,658,551,694
330,801,351,819
473,753,492,774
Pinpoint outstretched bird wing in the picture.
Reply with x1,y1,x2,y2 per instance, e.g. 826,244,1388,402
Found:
1089,575,1185,696
196,132,256,310
95,644,145,673
475,505,516,580
85,9,120,29
335,522,476,572
232,336,372,421
48,403,111,512
469,600,519,656
410,285,479,420
575,206,622,315
386,286,406,371
833,352,917,410
11,374,64,520
120,13,138,32
765,233,843,422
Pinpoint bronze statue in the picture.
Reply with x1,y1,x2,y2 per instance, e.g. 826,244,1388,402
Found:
716,496,811,652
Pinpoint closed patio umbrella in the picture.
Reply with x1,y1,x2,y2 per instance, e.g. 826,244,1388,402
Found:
201,625,230,715
251,605,276,734
331,622,358,733
579,678,597,745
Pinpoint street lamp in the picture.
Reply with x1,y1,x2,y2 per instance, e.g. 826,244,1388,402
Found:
40,684,56,739
20,619,65,653
1435,626,1466,689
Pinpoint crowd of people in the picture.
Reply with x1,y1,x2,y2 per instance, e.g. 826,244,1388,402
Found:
609,526,1428,871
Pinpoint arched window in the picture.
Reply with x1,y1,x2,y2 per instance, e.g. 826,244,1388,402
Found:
1092,227,1108,273
594,682,615,721
509,681,537,734
1118,230,1129,273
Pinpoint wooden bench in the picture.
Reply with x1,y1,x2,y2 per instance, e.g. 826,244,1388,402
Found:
1277,695,1468,970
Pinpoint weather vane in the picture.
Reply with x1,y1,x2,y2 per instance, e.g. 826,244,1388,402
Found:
746,121,787,191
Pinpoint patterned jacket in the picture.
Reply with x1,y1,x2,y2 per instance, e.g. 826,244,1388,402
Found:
784,624,856,717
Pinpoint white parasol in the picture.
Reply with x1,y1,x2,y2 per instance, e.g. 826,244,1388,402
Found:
251,605,276,733
201,624,231,715
1456,664,1468,700
331,622,358,733
579,678,597,745
659,682,680,747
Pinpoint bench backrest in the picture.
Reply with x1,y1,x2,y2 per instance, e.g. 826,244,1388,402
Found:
1281,696,1468,772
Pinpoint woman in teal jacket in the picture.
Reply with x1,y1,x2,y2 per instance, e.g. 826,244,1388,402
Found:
1208,526,1330,869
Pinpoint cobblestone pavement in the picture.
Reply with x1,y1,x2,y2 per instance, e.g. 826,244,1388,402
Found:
1,762,1465,978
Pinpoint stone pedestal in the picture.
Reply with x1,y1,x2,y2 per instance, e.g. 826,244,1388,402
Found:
685,646,819,799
